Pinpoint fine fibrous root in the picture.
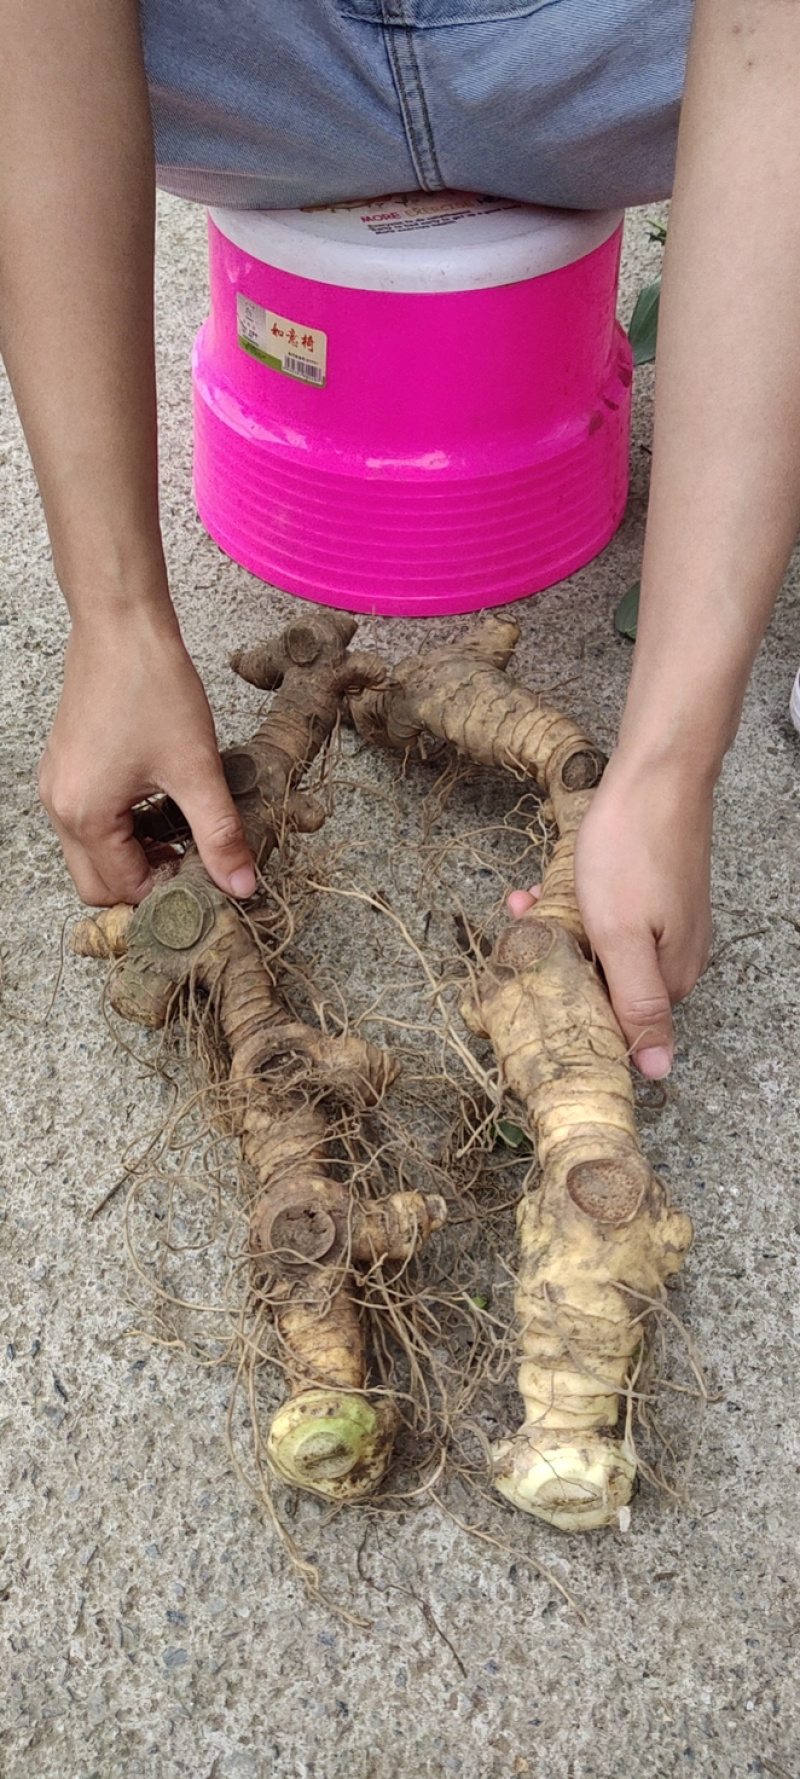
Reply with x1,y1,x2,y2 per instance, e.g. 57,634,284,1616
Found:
462,917,692,1528
74,611,385,1029
209,905,444,1501
350,615,694,1530
71,612,445,1502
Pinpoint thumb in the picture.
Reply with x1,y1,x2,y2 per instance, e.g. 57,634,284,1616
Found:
507,884,542,919
177,758,255,899
596,931,674,1079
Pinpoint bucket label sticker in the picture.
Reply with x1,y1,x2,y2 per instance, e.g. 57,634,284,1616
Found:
236,294,327,387
301,191,520,238
355,196,519,237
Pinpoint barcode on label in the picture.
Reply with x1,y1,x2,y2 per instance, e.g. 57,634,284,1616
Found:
284,355,324,384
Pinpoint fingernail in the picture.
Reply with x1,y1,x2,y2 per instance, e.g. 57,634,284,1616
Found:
229,865,256,898
635,1046,672,1080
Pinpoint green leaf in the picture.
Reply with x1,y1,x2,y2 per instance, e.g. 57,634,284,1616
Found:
614,581,640,641
645,217,668,246
494,1118,534,1153
628,278,661,366
469,1292,489,1311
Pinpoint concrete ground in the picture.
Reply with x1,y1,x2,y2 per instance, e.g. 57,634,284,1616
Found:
1,199,799,1779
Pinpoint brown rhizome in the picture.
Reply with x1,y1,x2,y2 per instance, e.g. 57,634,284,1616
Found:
72,611,701,1571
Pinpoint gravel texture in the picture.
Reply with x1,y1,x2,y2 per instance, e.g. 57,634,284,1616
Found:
1,198,799,1779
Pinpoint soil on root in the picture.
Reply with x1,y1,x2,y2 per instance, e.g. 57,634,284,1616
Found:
100,731,706,1616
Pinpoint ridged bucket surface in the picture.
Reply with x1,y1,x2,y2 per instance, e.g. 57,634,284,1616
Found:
193,200,632,616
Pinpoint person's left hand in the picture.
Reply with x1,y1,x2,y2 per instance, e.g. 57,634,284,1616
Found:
507,751,714,1077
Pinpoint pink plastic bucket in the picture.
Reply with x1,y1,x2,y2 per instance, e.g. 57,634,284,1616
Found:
193,193,632,617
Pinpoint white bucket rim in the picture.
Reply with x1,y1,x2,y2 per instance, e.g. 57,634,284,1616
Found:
209,191,623,293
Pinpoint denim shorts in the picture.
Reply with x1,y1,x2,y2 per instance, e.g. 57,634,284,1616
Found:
142,0,693,213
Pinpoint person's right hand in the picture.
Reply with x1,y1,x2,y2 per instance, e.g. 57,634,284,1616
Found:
508,749,714,1079
38,606,256,907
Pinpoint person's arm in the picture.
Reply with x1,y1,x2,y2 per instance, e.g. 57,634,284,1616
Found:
573,0,800,1075
0,0,254,905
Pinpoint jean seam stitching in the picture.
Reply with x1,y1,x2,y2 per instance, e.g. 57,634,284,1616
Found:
404,25,444,185
383,28,424,185
381,0,443,190
336,1,552,19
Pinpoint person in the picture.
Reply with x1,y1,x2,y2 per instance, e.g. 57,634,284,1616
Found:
2,0,798,1083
